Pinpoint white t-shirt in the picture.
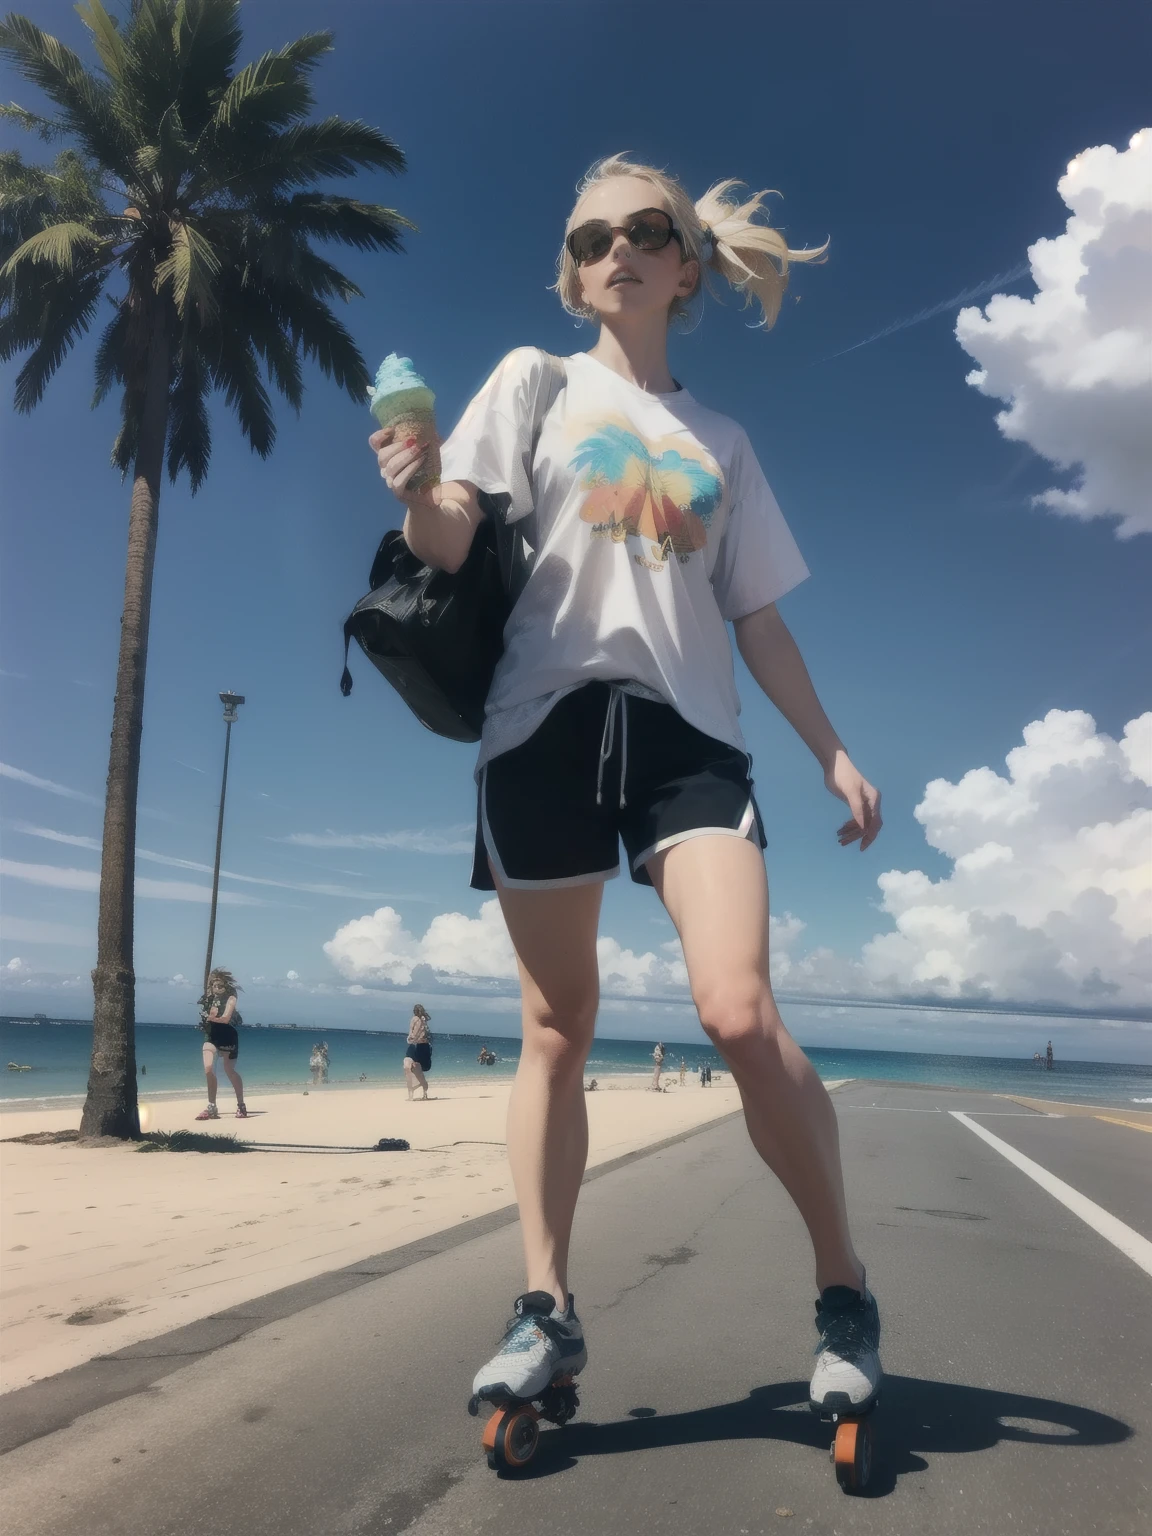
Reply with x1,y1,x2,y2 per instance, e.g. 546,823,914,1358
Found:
438,347,810,776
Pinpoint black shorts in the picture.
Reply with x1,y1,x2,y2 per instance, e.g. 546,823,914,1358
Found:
405,1042,432,1072
205,1025,238,1059
471,681,766,891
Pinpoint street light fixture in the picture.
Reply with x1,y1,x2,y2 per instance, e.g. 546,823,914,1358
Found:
203,691,245,994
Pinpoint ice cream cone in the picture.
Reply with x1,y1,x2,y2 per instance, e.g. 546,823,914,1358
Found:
369,355,442,494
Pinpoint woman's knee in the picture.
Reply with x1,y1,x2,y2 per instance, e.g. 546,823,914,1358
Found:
522,990,598,1071
694,980,779,1058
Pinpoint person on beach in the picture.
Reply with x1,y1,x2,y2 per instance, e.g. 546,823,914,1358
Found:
700,1062,707,1087
310,1042,326,1085
652,1041,666,1091
370,154,883,1426
404,1005,433,1101
679,1058,687,1086
196,968,246,1120
1046,1041,1054,1071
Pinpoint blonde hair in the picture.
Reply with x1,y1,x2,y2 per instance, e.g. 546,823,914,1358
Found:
207,968,241,997
551,152,828,332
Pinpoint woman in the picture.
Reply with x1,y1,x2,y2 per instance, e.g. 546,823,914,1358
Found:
404,1004,433,1101
369,154,883,1423
195,968,246,1120
652,1041,666,1091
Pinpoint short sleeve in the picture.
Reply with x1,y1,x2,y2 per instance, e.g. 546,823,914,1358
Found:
438,346,545,523
709,428,810,621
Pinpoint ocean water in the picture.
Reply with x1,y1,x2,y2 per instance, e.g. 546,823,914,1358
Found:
3,1016,1150,1109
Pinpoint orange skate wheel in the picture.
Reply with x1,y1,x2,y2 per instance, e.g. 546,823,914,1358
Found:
483,1404,540,1472
832,1416,873,1492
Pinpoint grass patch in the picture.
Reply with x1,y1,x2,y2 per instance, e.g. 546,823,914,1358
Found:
137,1129,250,1154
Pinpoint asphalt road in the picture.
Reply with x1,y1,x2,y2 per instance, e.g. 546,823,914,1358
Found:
2,1081,1149,1536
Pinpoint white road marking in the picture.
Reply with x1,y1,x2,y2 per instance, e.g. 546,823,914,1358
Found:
950,1111,1152,1279
844,1106,1061,1116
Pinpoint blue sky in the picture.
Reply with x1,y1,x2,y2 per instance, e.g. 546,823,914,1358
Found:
1,1,1149,1056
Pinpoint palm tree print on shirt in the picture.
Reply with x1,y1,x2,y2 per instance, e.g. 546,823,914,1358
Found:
572,420,724,565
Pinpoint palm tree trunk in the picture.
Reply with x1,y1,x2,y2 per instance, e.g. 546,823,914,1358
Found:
80,309,171,1139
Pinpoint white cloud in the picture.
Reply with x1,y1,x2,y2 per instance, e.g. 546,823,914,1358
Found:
286,969,299,981
280,827,474,855
9,824,406,902
0,761,100,804
0,860,262,904
5,956,25,972
320,711,1152,1015
955,130,1152,538
861,710,1151,1007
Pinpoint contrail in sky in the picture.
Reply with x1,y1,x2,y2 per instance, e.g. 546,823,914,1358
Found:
822,260,1031,361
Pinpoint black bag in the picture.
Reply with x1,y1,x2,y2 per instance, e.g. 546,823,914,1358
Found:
340,352,567,742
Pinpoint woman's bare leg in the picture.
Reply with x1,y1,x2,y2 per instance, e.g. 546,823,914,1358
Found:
492,867,603,1311
202,1043,218,1106
403,1058,416,1100
220,1057,244,1106
649,836,864,1294
412,1062,429,1098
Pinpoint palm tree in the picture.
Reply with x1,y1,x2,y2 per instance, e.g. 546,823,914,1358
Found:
0,0,415,1136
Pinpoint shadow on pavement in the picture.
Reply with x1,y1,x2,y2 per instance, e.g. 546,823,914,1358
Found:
522,1375,1131,1496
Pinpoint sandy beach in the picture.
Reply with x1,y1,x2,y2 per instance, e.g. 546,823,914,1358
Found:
0,1071,791,1393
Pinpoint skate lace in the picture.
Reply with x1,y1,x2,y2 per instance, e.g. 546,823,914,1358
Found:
813,1309,871,1362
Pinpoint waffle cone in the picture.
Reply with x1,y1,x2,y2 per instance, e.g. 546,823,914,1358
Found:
374,402,441,493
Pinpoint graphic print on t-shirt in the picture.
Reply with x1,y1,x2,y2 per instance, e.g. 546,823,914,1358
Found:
569,415,725,570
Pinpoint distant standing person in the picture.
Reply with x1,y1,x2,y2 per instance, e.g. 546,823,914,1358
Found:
699,1062,707,1087
1046,1040,1054,1071
309,1042,326,1085
405,1004,433,1101
652,1041,666,1091
196,968,247,1120
705,1064,712,1086
679,1057,687,1086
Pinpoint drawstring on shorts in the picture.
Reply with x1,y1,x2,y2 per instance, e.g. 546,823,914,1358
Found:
595,684,629,809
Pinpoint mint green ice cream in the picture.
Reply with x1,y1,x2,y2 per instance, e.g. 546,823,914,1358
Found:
369,352,436,422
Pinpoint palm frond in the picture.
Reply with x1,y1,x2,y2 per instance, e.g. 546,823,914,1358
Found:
278,287,369,400
206,30,331,138
250,193,414,254
0,15,133,178
204,117,406,200
207,326,274,455
173,0,243,141
91,298,129,406
166,343,210,489
153,218,220,319
12,266,104,410
110,381,144,474
0,101,64,140
0,219,108,278
74,0,126,81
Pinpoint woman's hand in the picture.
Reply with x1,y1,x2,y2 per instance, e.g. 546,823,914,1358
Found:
369,424,442,511
824,750,883,851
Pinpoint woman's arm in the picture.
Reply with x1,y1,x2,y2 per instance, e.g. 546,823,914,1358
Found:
216,996,236,1023
733,603,883,852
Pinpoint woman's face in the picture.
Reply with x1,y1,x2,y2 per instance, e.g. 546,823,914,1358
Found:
569,177,699,325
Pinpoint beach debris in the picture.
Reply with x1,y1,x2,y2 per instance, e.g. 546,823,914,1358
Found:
3,1128,80,1145
375,1137,410,1151
136,1130,250,1154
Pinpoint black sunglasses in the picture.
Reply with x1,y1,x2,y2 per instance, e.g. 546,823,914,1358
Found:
566,208,685,267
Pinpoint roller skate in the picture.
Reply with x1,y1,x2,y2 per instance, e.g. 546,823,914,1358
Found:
467,1290,586,1473
808,1271,883,1494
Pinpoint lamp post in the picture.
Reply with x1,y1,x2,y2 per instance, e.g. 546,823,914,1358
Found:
203,691,244,995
